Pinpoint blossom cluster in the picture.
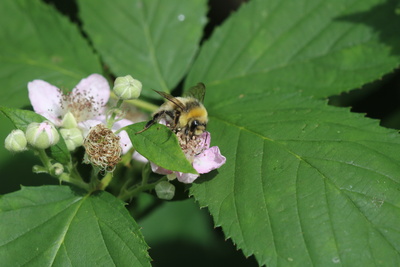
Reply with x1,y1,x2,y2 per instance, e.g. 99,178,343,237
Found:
4,74,226,195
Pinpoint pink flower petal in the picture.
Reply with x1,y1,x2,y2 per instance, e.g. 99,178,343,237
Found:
28,80,64,125
112,118,134,154
73,74,110,109
151,162,173,175
199,131,211,149
176,172,199,184
118,130,132,154
112,118,134,130
193,146,226,174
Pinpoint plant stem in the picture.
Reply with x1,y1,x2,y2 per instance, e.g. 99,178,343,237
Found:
107,99,124,128
109,91,158,113
36,149,52,170
59,173,90,190
89,166,100,191
125,99,158,113
98,172,113,190
118,176,167,202
35,149,90,190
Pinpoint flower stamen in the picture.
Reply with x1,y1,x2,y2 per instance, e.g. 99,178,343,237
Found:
83,124,122,172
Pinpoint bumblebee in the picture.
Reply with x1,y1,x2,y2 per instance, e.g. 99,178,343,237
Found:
137,83,208,138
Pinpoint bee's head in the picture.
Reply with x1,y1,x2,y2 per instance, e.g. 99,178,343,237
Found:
188,119,207,136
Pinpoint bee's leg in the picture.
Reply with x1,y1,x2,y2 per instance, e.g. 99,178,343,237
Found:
135,119,156,134
173,110,181,128
135,110,174,134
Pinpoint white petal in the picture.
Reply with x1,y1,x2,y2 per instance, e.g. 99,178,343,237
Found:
132,151,149,163
78,119,103,137
73,74,110,107
176,172,199,184
28,80,64,125
118,130,132,154
150,162,173,175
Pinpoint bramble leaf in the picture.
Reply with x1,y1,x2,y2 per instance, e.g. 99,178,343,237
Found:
78,0,207,97
124,122,197,174
191,88,400,266
186,0,400,265
0,186,151,266
186,0,400,98
0,0,102,109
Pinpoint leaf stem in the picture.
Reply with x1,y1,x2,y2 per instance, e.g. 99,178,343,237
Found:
35,149,90,190
98,172,113,190
36,149,52,170
118,176,167,202
59,173,90,190
109,91,158,113
125,99,158,113
107,99,124,128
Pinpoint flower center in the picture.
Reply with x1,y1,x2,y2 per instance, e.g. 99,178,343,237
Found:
176,132,206,162
60,90,104,122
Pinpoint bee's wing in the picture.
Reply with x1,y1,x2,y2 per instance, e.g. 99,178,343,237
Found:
184,82,206,103
153,90,186,110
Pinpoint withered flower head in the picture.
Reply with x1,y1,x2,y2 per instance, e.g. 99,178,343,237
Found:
83,124,121,172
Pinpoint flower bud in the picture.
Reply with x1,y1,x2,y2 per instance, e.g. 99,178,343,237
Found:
113,75,142,100
61,111,78,129
60,128,84,151
4,129,27,152
155,181,175,200
166,173,177,181
25,121,60,149
52,163,64,176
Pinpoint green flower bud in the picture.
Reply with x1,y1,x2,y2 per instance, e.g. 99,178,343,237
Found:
113,75,142,100
60,128,83,151
26,121,60,149
155,181,175,200
61,111,78,129
4,129,27,152
52,163,64,176
166,173,177,181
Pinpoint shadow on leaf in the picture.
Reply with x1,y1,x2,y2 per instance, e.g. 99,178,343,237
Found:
335,0,400,56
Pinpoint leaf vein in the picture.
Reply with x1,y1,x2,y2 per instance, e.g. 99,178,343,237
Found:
48,195,88,266
295,161,315,266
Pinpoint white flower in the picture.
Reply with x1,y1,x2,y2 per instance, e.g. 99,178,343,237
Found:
28,74,134,152
28,74,110,129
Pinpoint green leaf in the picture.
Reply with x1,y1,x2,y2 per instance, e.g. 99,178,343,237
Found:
184,1,400,264
78,0,207,96
0,186,151,266
190,86,400,266
186,0,400,99
0,0,102,108
0,106,70,165
124,122,197,174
